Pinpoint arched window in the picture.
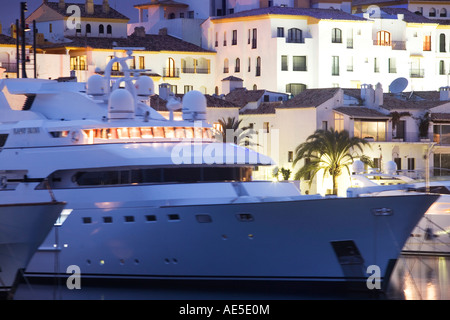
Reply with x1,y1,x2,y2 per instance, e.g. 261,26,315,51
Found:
287,28,303,43
107,25,112,34
86,24,91,34
331,28,342,43
215,86,219,95
429,7,436,17
440,33,446,52
235,58,240,73
166,58,176,77
440,60,446,75
253,84,258,90
256,57,261,76
99,24,104,34
377,30,391,46
223,58,229,73
441,8,447,17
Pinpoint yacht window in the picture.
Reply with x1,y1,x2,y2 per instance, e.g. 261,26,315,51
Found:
0,134,8,147
72,167,253,186
146,215,157,222
168,214,180,221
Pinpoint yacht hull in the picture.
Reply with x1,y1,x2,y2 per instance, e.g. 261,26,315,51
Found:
0,202,65,293
403,195,450,255
25,193,438,291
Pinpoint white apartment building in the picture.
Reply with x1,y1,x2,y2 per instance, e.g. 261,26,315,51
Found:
26,0,129,43
39,27,217,94
202,6,450,96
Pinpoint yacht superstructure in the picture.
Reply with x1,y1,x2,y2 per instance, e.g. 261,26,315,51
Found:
0,52,439,290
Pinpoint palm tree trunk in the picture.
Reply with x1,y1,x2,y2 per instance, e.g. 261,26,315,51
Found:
332,174,338,195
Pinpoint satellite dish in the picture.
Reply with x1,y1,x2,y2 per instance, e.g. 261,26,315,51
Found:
389,77,408,94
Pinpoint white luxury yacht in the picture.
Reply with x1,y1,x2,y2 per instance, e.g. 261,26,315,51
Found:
0,192,65,296
0,51,439,291
349,161,450,256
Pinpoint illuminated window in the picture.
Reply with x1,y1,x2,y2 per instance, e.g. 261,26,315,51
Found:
334,112,344,132
377,31,391,46
354,120,386,141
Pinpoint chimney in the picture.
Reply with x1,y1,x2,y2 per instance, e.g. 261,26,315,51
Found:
132,27,146,37
361,84,375,108
374,82,383,107
103,0,110,14
43,0,48,4
59,0,65,10
440,86,450,101
158,28,168,36
86,0,94,15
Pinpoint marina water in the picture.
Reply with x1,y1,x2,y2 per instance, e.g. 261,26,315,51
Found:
13,254,449,300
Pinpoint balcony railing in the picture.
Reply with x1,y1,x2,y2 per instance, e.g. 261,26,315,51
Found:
182,68,210,74
373,40,406,50
410,68,424,78
163,68,180,78
0,62,18,73
286,38,304,44
347,39,353,49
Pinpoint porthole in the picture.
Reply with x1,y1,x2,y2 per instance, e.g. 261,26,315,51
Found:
82,217,92,224
168,214,180,221
196,214,212,223
103,216,113,223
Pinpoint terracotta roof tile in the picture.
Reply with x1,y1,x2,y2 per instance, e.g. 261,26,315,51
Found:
212,6,367,21
279,88,340,108
0,34,16,45
334,106,390,118
239,102,281,115
39,34,212,53
224,88,266,108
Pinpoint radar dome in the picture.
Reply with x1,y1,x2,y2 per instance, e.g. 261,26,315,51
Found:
108,89,135,120
385,161,397,175
182,90,207,121
87,74,107,96
135,76,154,97
352,160,365,174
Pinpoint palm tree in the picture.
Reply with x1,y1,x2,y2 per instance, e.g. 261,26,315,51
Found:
293,128,369,195
216,117,257,147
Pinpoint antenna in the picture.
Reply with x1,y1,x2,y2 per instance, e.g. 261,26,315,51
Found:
389,77,408,94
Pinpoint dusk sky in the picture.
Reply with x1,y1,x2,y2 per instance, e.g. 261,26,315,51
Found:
0,0,143,32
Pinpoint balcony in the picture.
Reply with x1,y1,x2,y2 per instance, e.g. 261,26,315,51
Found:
163,68,180,78
0,62,18,73
286,38,304,44
373,40,406,50
182,68,210,74
347,39,353,49
410,68,424,78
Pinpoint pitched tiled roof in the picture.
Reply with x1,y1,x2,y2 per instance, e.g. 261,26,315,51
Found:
431,113,450,122
381,93,447,110
43,1,129,20
279,88,340,109
222,76,243,82
39,34,213,53
0,34,16,45
224,88,266,108
150,94,238,112
239,102,281,115
135,1,189,9
380,8,436,24
334,106,390,118
211,6,367,21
